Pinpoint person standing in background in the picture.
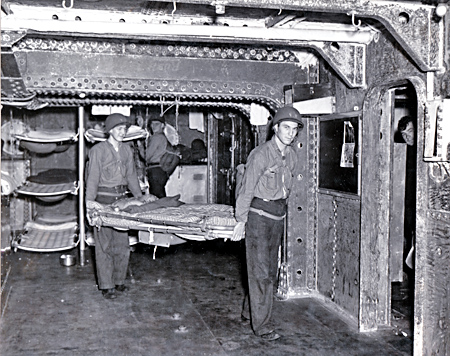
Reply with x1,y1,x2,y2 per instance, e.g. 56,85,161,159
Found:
138,116,170,198
86,113,145,299
232,106,303,341
397,115,416,269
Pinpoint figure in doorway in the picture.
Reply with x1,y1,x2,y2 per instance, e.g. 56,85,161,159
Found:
397,115,416,269
138,116,171,198
232,106,303,341
190,138,207,163
85,113,145,299
398,115,415,147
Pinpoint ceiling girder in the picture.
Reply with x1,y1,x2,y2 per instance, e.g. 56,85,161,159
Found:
150,0,444,72
1,31,366,109
1,1,444,72
1,0,444,106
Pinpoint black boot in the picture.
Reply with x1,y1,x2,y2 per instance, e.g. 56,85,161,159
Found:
102,288,117,299
115,285,129,292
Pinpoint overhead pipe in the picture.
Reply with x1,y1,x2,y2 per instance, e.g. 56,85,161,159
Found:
4,18,376,45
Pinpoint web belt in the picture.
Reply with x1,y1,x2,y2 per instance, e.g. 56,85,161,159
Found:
249,207,286,221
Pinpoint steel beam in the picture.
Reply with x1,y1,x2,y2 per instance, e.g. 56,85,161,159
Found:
8,36,314,107
145,0,444,72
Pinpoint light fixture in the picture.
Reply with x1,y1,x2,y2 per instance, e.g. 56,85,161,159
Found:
436,2,448,18
215,4,225,15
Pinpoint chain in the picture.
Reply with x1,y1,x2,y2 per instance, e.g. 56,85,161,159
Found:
276,215,288,300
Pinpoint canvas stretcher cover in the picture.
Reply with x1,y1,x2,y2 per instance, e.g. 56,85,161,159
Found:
92,203,237,241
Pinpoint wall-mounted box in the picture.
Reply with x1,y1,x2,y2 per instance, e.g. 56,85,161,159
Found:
166,165,207,204
284,83,333,104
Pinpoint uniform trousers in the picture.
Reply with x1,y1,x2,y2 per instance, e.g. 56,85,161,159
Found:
94,226,129,290
147,166,168,198
95,192,129,290
241,210,284,336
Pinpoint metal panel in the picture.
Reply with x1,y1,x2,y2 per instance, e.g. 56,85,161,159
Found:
317,193,361,319
390,143,407,283
360,85,386,332
424,211,450,356
285,116,315,295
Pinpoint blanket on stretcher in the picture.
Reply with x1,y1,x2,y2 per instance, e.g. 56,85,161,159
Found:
88,196,237,237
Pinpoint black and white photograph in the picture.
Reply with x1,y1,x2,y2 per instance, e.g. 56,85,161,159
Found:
1,1,449,355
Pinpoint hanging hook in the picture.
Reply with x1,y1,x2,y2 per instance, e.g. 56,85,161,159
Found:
278,8,282,16
429,162,450,184
62,0,74,9
172,1,177,16
160,96,164,117
161,102,176,116
348,10,361,28
175,98,179,132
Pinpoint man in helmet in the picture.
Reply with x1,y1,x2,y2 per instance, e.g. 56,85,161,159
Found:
232,106,303,341
86,113,145,299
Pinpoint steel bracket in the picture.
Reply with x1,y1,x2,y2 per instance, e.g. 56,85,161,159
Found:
1,30,27,48
309,42,366,88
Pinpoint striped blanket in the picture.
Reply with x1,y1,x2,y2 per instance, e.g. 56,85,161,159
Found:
93,203,237,240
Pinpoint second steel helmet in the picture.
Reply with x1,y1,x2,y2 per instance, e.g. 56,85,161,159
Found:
272,106,304,129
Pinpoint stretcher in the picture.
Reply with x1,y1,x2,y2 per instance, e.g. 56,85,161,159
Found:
12,221,79,252
14,128,78,142
84,126,147,142
89,203,237,241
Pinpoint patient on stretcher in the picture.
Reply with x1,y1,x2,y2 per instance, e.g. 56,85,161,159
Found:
112,194,184,213
87,194,237,241
87,194,183,226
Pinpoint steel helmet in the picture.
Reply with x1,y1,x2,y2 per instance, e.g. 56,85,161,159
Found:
104,113,130,133
150,116,165,124
272,106,304,129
